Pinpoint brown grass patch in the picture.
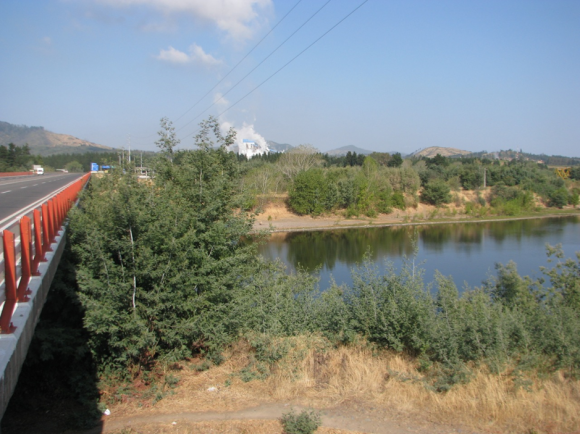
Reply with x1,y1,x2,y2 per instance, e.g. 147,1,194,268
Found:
110,420,360,434
103,337,580,434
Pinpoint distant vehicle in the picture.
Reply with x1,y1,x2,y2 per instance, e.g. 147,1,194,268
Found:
32,165,44,175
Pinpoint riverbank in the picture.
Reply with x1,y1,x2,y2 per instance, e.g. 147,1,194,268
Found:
253,200,580,233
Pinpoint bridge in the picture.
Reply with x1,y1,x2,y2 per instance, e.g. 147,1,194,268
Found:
0,172,90,420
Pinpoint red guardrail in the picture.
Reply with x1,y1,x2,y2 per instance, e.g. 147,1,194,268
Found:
0,172,34,178
0,173,90,333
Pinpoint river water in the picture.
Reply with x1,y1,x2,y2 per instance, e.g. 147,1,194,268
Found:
257,216,580,290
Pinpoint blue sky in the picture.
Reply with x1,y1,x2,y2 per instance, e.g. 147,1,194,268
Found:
1,0,579,156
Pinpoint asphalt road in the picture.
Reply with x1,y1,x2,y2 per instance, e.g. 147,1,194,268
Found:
0,173,84,229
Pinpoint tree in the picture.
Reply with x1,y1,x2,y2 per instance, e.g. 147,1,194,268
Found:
548,187,568,208
70,117,259,370
277,144,321,182
288,168,328,215
387,152,403,168
65,161,83,172
420,180,452,206
155,117,180,159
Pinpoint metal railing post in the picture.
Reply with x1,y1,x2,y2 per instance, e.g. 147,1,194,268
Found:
32,209,44,273
0,230,17,333
17,216,32,301
41,203,53,253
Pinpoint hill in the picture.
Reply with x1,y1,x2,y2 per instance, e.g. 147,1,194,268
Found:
0,121,114,156
266,140,294,152
412,146,471,158
325,145,373,156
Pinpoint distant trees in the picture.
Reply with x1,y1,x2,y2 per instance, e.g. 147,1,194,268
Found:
0,142,38,171
387,152,403,168
235,144,578,216
65,161,83,172
277,145,322,182
43,152,122,172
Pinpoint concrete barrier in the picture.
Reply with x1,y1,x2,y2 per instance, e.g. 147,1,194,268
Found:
0,228,66,420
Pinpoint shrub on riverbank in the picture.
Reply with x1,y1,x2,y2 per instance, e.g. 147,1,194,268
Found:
67,119,580,381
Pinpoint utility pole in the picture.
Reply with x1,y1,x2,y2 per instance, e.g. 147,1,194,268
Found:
483,167,487,188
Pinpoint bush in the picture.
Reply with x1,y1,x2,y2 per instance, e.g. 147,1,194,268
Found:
420,180,451,206
391,191,406,210
549,187,569,208
281,409,322,434
289,168,328,216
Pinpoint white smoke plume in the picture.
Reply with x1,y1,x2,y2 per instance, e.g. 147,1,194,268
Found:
220,121,269,157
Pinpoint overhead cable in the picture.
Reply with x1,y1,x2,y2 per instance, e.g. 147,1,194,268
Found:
175,0,333,134
182,0,369,141
173,0,304,124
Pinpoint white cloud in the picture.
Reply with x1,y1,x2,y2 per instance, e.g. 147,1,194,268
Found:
155,43,222,67
190,43,222,66
213,92,229,108
95,0,272,40
156,46,190,64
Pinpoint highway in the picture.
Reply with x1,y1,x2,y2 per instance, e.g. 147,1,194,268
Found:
0,173,85,228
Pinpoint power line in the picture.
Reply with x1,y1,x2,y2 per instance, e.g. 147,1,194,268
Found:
175,0,333,134
131,0,303,142
173,0,304,124
182,0,369,141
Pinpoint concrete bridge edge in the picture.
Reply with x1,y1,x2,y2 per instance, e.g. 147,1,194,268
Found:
0,228,67,424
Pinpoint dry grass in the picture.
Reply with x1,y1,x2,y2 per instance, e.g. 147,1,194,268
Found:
105,336,580,434
110,420,359,434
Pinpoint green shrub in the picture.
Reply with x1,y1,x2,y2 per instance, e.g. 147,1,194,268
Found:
549,187,569,208
391,191,406,210
289,168,328,215
421,180,452,206
281,408,322,434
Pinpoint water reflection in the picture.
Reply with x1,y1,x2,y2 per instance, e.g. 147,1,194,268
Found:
258,216,580,290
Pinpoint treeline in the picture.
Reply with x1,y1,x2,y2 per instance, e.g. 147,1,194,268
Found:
240,148,580,217
63,118,580,389
43,151,156,173
0,143,42,172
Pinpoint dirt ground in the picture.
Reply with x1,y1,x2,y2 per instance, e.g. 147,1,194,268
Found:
252,191,575,233
77,351,483,434
253,194,466,233
66,338,580,434
86,403,473,434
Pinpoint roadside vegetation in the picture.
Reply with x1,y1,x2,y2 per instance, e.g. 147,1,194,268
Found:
0,143,43,172
3,118,580,434
239,146,580,220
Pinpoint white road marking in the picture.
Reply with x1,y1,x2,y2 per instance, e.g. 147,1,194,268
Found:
1,190,11,194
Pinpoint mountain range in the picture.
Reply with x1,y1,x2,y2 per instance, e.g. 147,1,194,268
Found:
0,121,114,156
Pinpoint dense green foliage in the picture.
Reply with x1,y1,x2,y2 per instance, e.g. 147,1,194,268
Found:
66,119,580,384
42,151,155,172
241,149,577,217
0,143,42,171
70,118,263,369
420,180,452,205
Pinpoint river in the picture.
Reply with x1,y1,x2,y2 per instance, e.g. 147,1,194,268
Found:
257,216,580,290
